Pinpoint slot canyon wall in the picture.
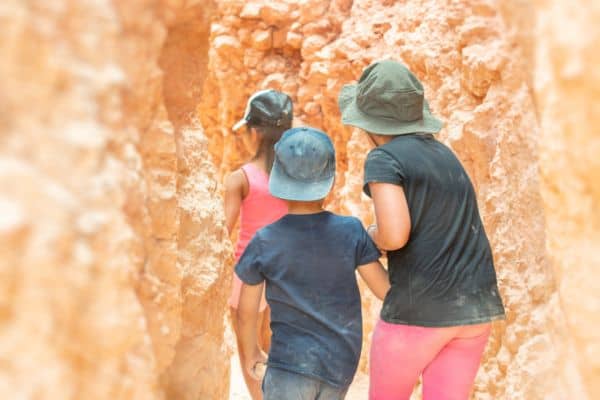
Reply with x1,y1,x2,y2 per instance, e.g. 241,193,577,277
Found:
0,1,231,399
535,0,600,398
0,1,597,400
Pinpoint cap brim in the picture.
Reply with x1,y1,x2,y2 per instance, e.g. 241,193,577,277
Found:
232,118,247,131
269,160,334,201
338,85,444,135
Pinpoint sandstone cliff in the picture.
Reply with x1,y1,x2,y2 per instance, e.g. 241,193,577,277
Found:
0,1,231,399
535,0,600,398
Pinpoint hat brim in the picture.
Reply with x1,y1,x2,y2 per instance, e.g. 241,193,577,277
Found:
232,118,247,132
338,85,444,135
269,160,334,201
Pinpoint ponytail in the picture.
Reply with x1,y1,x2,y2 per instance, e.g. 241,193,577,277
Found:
250,125,289,173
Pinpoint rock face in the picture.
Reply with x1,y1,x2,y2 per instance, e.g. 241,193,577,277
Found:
535,1,600,398
0,0,597,399
0,1,231,399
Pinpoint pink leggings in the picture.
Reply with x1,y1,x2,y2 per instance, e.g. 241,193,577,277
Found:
369,319,491,400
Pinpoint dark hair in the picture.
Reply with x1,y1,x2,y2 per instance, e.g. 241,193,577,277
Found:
248,124,290,173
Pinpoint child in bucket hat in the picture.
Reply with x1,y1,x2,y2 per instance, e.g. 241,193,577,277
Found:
235,127,390,400
338,60,505,399
338,59,443,136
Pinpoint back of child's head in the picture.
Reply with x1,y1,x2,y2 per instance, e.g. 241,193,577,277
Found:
233,89,293,172
269,127,335,202
247,124,288,174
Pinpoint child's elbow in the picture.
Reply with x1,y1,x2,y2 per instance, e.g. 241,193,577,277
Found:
374,291,386,301
376,225,410,250
380,232,409,250
377,283,391,301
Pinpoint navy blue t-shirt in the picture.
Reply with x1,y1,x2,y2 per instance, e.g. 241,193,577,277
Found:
235,211,380,388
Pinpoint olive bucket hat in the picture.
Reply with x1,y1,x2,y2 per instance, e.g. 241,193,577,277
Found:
338,60,443,135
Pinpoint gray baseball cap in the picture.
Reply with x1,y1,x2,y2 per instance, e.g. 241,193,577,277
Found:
338,60,443,135
232,89,293,131
269,127,335,201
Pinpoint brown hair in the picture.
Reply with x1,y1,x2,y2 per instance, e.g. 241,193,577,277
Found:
248,123,290,173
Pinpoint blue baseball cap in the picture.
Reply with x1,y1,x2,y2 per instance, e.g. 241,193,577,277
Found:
269,127,335,201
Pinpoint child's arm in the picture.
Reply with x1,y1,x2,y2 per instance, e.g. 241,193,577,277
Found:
368,182,411,250
357,261,390,301
223,170,247,235
236,282,268,380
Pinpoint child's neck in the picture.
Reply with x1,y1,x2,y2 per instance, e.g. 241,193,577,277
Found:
286,200,325,215
250,156,268,172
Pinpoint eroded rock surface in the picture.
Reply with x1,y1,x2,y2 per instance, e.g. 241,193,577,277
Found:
535,0,600,398
0,1,231,399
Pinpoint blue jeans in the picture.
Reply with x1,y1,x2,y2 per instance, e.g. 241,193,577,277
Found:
262,367,349,400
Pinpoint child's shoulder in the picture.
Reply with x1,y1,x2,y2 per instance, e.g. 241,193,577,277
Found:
326,212,364,229
224,168,246,188
252,216,285,237
224,168,249,197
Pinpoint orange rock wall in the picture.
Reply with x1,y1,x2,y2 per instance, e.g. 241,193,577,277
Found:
0,1,231,399
535,0,600,398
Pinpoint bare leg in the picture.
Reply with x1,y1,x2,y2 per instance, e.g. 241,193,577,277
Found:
231,307,264,400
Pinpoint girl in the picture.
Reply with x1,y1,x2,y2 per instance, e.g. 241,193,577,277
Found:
224,89,292,400
338,60,505,400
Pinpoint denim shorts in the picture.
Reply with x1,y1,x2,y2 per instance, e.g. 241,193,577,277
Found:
262,367,349,400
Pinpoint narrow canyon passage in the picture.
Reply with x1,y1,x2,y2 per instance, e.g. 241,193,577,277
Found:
200,1,595,397
0,1,598,399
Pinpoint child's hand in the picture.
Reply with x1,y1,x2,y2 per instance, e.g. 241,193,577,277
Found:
367,224,387,256
245,348,268,381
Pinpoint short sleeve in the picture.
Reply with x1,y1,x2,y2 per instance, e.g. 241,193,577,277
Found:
355,221,381,267
363,148,405,197
234,234,265,285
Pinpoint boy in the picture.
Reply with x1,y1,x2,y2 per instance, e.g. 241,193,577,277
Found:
235,127,390,399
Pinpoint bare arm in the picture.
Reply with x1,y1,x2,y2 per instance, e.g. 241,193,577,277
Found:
368,182,411,251
236,282,267,381
357,260,390,301
223,169,248,235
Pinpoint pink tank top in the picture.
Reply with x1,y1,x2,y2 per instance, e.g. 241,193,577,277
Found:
234,163,288,260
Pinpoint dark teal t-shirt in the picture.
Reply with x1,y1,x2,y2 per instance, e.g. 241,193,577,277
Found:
235,211,380,388
363,134,505,327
